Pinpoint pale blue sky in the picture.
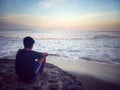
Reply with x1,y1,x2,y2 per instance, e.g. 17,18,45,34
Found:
0,0,120,30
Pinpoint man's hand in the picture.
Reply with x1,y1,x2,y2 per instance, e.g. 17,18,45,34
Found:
42,52,48,57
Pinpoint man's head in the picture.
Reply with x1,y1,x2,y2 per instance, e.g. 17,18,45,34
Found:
23,36,35,49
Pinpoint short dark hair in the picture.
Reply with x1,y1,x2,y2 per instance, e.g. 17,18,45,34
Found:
23,36,35,48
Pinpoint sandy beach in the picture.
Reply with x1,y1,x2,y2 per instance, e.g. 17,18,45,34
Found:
47,56,120,90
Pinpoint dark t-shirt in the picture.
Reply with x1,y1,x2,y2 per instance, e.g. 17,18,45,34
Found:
15,49,42,81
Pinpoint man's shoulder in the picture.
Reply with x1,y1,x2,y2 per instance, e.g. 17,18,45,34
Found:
17,49,24,54
18,49,22,52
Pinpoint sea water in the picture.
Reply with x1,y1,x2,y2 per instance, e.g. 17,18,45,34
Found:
0,29,120,65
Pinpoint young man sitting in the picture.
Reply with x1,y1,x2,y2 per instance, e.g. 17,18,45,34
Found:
15,36,48,82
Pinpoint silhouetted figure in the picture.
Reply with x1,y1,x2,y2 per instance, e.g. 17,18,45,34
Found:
15,36,48,82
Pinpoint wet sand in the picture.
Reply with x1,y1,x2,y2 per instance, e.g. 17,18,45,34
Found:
47,56,120,90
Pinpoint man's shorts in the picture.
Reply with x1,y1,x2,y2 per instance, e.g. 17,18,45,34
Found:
33,61,44,79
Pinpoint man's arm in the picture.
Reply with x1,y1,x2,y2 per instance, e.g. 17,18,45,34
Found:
42,52,48,57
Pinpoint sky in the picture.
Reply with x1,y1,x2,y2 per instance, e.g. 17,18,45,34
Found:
0,0,120,31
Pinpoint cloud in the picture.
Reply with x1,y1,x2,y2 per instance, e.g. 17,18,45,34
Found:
38,0,70,8
80,13,105,19
38,0,59,8
80,12,120,20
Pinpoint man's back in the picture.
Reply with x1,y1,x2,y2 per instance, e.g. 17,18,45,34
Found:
15,49,42,81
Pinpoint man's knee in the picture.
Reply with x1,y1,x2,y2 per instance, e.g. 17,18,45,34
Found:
38,57,46,65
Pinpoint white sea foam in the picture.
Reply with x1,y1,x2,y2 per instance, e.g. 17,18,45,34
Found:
0,30,120,65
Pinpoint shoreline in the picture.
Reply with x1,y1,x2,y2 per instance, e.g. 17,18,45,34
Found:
46,56,120,90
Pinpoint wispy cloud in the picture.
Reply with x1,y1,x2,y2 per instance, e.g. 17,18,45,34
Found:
38,0,63,8
80,12,120,20
38,0,73,9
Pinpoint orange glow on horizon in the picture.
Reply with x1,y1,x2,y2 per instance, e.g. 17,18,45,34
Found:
0,13,120,31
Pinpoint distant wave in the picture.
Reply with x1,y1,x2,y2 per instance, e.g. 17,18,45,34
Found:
0,36,14,38
0,35,90,40
0,34,120,40
0,36,22,39
93,35,120,39
0,36,7,38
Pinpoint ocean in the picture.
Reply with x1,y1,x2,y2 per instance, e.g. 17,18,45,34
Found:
0,29,120,65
